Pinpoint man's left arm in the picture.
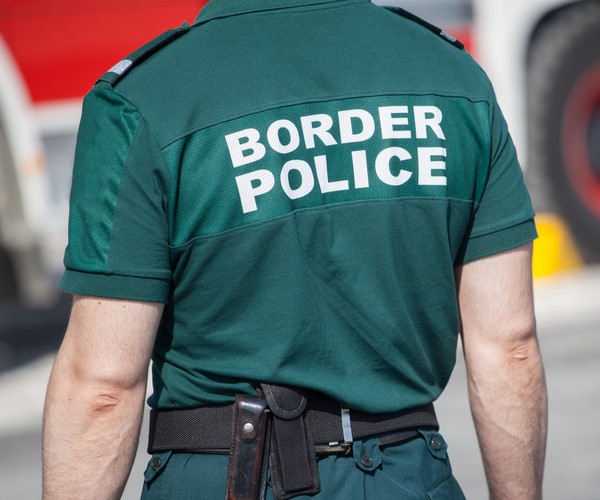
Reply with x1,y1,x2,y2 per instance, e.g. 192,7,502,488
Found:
43,295,164,499
455,244,547,498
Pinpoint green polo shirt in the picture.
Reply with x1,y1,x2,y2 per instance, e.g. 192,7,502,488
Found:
61,0,536,413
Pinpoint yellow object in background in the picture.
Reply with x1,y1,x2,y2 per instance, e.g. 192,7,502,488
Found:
533,214,583,278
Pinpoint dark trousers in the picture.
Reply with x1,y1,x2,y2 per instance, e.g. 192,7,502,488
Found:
141,429,466,499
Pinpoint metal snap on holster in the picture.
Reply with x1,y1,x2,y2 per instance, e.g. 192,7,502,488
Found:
260,383,320,500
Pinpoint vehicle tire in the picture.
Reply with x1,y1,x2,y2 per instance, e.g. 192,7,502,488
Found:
0,124,19,302
527,1,600,261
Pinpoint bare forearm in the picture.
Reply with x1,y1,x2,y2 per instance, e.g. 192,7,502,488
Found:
42,368,146,499
465,336,547,500
41,297,161,498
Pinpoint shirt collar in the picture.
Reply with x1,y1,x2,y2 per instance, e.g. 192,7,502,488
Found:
194,0,369,25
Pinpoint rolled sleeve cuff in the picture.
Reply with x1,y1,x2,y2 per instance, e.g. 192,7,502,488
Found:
458,219,538,265
59,269,171,303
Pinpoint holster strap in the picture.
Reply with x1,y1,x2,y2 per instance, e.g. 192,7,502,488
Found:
259,384,319,500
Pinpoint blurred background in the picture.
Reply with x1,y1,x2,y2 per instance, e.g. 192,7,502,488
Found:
0,0,598,498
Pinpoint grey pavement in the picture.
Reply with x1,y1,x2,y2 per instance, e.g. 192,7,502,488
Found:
0,268,598,499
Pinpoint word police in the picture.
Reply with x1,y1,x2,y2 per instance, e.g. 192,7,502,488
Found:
225,105,448,213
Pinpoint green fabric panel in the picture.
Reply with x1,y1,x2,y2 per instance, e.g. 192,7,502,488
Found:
162,95,490,246
63,87,141,273
61,86,172,301
59,270,170,302
106,116,172,281
149,199,472,412
468,99,536,238
454,99,537,263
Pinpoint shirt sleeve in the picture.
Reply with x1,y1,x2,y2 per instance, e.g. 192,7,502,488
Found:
59,84,172,302
456,95,537,264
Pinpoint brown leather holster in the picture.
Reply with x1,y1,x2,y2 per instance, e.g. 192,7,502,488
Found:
225,395,270,500
225,385,321,500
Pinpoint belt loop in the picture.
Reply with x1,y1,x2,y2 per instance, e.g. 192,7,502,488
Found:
341,406,353,445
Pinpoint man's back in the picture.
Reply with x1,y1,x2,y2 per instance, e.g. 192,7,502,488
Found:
46,2,546,499
62,0,534,412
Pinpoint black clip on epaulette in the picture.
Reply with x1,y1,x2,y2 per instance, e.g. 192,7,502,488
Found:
388,7,465,50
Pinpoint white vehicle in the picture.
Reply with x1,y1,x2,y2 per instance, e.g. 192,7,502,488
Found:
1,0,598,309
0,35,59,307
475,0,600,262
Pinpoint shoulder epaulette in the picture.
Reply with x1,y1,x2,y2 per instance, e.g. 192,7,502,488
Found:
386,7,465,50
97,22,191,87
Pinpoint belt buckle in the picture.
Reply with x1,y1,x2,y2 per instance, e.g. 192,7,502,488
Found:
314,441,353,456
315,405,354,456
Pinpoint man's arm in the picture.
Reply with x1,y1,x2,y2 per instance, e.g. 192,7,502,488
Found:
42,295,164,499
455,243,547,500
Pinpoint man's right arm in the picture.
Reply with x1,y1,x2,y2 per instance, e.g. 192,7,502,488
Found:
42,295,163,499
455,243,547,500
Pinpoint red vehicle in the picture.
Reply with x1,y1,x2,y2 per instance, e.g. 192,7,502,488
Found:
0,0,207,306
0,0,207,102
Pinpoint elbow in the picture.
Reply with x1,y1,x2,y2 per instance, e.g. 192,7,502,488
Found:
464,317,541,365
498,315,538,361
74,383,146,420
507,335,540,362
46,344,148,420
86,390,127,413
70,367,147,414
500,321,544,369
72,356,148,394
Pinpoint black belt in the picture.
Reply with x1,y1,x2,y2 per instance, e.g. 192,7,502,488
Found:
149,388,439,500
148,398,438,455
